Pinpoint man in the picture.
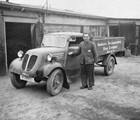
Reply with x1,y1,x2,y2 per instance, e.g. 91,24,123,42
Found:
68,33,98,90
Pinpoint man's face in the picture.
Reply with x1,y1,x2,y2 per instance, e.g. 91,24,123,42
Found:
83,34,90,42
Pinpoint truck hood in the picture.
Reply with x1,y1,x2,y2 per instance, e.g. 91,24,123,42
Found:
26,47,65,56
21,47,65,76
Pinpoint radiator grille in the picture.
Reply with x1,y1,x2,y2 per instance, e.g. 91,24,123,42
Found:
22,54,29,70
27,55,37,71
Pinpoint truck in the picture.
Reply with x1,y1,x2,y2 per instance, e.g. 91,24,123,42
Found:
9,32,125,96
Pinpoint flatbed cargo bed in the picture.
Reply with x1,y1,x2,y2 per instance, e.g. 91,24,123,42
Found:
92,37,125,56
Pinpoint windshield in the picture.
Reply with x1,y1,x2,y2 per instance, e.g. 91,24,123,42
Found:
41,35,67,48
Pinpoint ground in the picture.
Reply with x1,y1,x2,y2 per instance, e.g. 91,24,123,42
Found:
0,56,140,120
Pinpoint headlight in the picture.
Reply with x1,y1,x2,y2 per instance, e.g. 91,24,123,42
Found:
47,53,52,62
17,50,24,58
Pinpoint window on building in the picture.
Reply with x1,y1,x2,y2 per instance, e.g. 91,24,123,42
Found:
90,26,107,37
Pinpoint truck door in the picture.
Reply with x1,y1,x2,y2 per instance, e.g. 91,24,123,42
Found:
65,37,83,76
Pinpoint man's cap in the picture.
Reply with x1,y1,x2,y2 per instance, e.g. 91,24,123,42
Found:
83,33,89,37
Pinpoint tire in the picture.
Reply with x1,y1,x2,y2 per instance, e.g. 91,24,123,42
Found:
104,56,115,76
47,69,64,96
10,72,27,89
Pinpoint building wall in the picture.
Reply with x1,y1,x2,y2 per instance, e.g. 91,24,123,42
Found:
44,24,81,33
108,19,140,26
43,13,108,37
3,10,38,23
45,14,107,26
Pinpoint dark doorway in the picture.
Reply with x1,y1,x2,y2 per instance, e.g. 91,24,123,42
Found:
6,22,31,67
135,25,140,55
119,22,136,54
109,26,119,37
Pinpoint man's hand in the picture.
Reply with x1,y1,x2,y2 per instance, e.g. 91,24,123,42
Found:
68,52,73,55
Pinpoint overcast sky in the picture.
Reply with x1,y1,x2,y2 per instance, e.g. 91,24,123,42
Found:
1,0,140,18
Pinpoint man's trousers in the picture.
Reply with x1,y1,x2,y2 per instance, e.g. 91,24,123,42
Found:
80,64,94,87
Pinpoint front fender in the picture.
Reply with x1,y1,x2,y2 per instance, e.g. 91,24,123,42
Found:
9,58,22,75
41,62,64,77
37,62,70,89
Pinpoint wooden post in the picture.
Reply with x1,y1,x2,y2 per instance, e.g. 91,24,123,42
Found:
106,25,110,37
0,11,7,75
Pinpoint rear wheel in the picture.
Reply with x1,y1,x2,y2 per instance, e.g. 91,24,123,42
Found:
104,56,115,76
10,72,27,88
47,69,64,96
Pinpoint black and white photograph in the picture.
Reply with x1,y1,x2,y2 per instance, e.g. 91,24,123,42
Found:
0,0,140,119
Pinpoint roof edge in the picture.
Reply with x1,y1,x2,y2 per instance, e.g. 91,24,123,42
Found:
0,1,108,20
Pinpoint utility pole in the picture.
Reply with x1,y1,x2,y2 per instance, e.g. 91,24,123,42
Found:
42,0,49,10
46,0,48,10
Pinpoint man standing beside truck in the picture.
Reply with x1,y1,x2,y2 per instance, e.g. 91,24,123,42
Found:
68,33,98,90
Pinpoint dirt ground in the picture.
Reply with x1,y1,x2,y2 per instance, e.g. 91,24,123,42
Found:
0,56,140,120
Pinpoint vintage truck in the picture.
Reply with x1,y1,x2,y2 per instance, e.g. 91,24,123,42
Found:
9,32,125,96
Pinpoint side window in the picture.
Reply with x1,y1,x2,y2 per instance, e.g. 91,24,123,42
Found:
69,37,83,47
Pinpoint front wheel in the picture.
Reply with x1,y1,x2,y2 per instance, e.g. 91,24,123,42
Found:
104,56,115,76
47,69,64,96
10,72,27,88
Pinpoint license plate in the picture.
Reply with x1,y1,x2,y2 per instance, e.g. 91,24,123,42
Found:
20,75,34,82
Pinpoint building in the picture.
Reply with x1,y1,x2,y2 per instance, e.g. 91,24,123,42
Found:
108,18,140,53
0,1,140,75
